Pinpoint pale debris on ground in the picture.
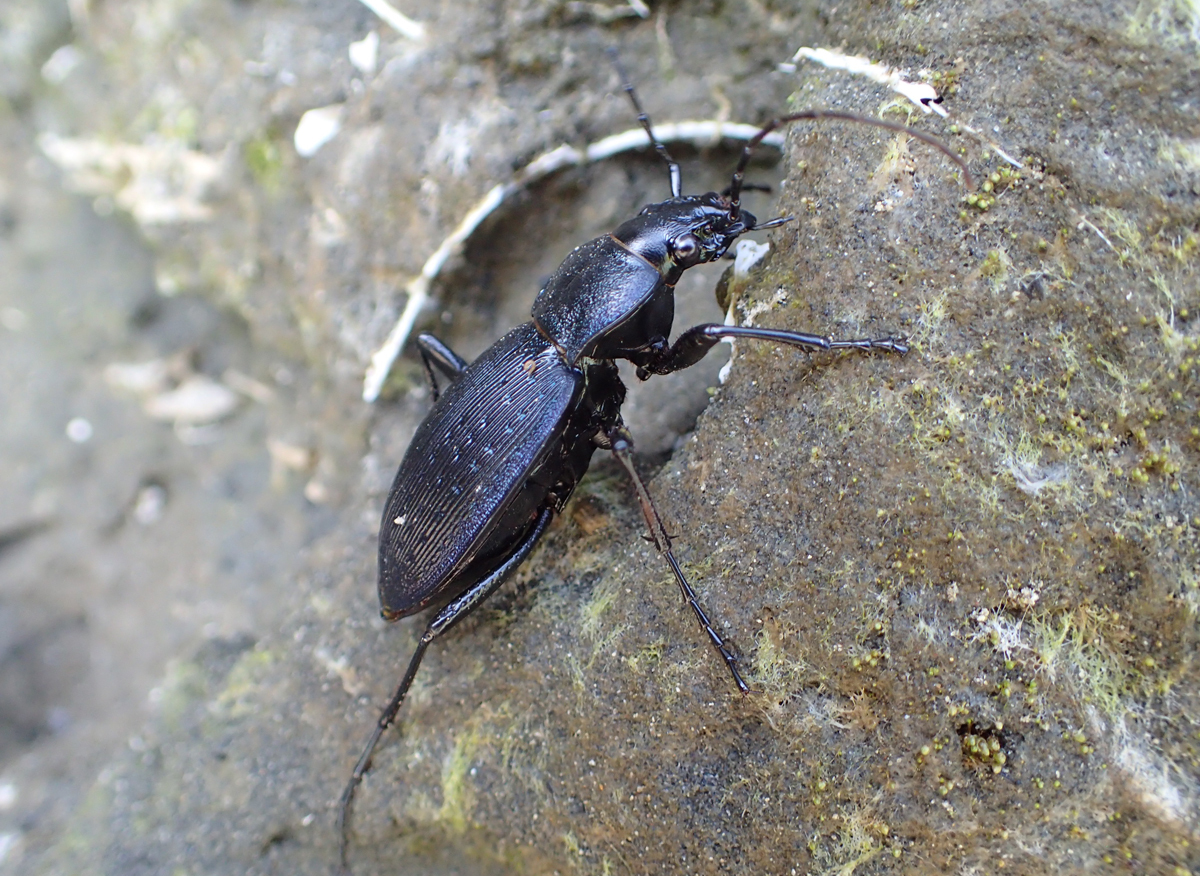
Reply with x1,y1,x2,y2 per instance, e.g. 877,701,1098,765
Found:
38,134,223,224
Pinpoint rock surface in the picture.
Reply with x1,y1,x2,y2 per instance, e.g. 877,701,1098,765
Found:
0,0,1197,874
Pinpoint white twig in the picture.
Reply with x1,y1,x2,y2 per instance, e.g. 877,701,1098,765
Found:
786,47,947,117
364,185,507,403
987,143,1024,169
362,121,785,402
1073,211,1117,253
786,45,1024,169
353,0,424,41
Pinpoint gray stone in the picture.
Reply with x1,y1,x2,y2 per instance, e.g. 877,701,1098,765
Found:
2,0,1197,874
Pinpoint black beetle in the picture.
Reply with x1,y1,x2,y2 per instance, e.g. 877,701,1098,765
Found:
338,87,969,867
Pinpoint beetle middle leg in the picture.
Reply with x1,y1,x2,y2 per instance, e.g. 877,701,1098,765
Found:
337,506,554,870
635,323,907,380
601,423,750,694
415,332,469,401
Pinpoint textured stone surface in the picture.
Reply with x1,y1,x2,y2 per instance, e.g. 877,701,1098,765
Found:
1,1,1197,874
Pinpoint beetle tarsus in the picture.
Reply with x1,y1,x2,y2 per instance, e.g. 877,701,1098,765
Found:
826,335,908,355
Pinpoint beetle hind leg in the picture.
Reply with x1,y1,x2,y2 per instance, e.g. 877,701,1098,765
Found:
338,506,553,871
605,423,750,694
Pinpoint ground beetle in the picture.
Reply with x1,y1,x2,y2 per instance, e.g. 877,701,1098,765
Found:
338,84,969,867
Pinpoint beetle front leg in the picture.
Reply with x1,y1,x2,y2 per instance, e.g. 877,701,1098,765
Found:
604,423,750,694
338,506,553,871
635,323,907,380
415,332,469,401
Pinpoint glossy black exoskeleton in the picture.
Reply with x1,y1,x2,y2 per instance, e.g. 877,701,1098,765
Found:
338,88,970,868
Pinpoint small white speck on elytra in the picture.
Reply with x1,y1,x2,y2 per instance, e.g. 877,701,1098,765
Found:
394,516,406,526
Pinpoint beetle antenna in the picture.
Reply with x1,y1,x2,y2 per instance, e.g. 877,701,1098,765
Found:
609,53,682,198
728,110,974,221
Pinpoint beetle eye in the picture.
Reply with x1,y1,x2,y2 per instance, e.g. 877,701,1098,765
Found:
671,233,701,266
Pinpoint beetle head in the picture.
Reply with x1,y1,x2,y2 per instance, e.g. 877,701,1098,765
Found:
612,193,757,278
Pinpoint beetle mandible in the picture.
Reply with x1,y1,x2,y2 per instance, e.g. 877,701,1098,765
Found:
337,82,970,867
